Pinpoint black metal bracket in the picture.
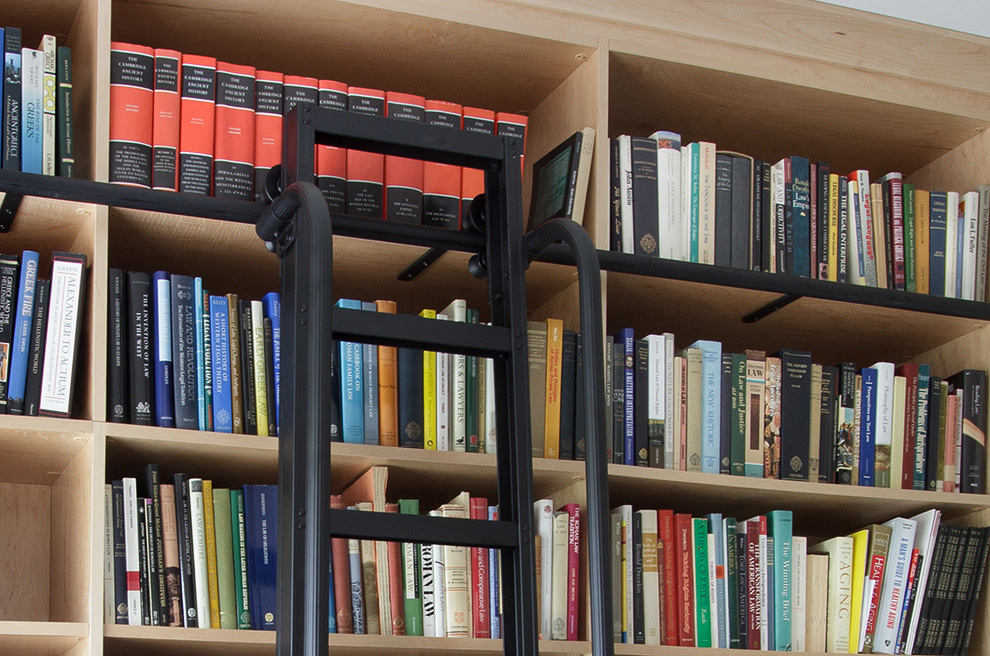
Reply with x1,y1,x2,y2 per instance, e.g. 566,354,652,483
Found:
0,192,22,232
397,246,446,281
742,293,802,323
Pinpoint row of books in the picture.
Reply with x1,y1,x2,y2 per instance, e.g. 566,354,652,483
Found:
0,251,87,417
0,28,74,175
611,507,989,655
107,269,281,436
609,133,990,300
603,331,987,495
108,42,527,227
104,466,276,629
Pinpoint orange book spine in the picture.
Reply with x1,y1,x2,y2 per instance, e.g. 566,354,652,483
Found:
178,54,216,195
253,70,283,202
109,42,154,187
318,79,348,212
375,300,399,446
152,48,181,191
347,86,385,218
460,107,495,224
213,62,255,200
424,99,462,229
385,91,425,224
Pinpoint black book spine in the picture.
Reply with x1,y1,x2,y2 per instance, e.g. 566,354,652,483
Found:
317,84,347,211
239,300,257,435
112,480,128,624
633,511,645,644
819,365,838,483
774,164,787,274
783,159,795,276
634,339,650,467
631,137,660,257
2,28,22,171
835,361,857,484
169,274,197,430
24,278,49,416
777,349,813,481
714,153,733,267
0,253,19,412
397,343,424,448
559,330,577,461
612,341,625,464
761,162,773,274
127,271,154,425
138,499,152,625
730,155,751,269
57,46,74,177
926,377,943,492
914,524,949,653
263,316,277,437
604,335,613,462
574,336,586,462
610,138,622,252
171,473,197,627
958,526,990,656
330,338,341,441
751,158,763,271
931,525,965,653
719,352,732,475
948,370,987,495
385,98,425,224
108,268,128,422
817,162,830,279
345,90,385,219
141,464,167,625
943,527,981,652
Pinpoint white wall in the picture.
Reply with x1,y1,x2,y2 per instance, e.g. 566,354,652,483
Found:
814,0,990,38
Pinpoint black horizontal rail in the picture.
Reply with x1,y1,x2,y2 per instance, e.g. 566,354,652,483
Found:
333,307,511,357
330,508,519,549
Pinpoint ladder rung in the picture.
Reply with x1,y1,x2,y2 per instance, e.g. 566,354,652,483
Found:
332,308,512,357
330,508,520,549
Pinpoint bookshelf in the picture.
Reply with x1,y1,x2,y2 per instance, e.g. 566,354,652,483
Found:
0,0,988,654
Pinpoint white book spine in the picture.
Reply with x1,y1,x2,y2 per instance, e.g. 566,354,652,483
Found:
846,179,862,284
535,499,554,639
40,256,86,415
647,334,665,466
187,478,211,627
40,35,56,176
440,504,469,637
664,333,676,469
904,510,941,654
123,477,142,626
641,510,660,645
791,536,807,652
945,191,960,298
707,531,720,648
874,518,918,654
441,301,467,452
771,160,785,274
680,145,691,261
104,484,115,624
420,542,436,637
872,362,895,486
657,145,682,260
961,190,979,300
622,505,634,642
431,536,447,637
436,313,450,451
699,141,716,264
550,511,569,640
619,135,634,254
857,171,878,287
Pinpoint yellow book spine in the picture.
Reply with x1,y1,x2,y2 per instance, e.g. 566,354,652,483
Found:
915,189,930,294
828,173,840,281
203,479,222,629
543,318,563,459
251,300,269,437
847,529,869,653
420,309,437,450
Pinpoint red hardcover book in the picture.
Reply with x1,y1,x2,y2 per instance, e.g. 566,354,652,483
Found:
422,100,462,229
496,111,528,180
330,495,354,633
658,509,678,645
564,502,580,641
151,48,180,191
460,107,495,226
178,54,216,195
882,174,907,290
810,162,818,279
109,42,154,187
347,86,386,218
253,70,283,202
213,62,255,200
746,518,762,650
863,533,889,648
317,79,347,212
674,512,695,646
384,502,406,635
385,91,425,224
897,362,919,489
470,497,491,638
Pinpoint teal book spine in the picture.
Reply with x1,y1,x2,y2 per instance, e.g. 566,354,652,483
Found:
693,517,712,647
193,276,206,430
768,510,793,650
690,143,700,263
335,298,364,443
689,339,722,474
707,513,727,648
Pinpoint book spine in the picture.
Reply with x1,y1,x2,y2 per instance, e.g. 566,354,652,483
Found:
316,79,348,210
566,503,581,641
262,293,280,434
230,489,251,629
431,537,446,637
744,352,766,477
238,300,257,434
0,254,19,413
209,296,232,432
201,480,221,628
676,513,696,646
244,485,278,630
612,341,625,464
137,499,151,625
104,485,115,623
262,317,276,436
212,488,236,629
398,499,422,636
693,517,712,647
929,191,948,296
23,277,48,416
6,250,39,414
347,536,365,634
489,506,501,639
187,478,211,625
122,478,142,624
111,481,128,623
791,156,811,277
904,183,916,292
178,55,216,194
384,92,425,223
632,511,644,643
376,300,399,446
559,330,577,461
730,155,752,269
420,540,435,637
213,62,255,200
769,511,793,650
39,36,55,175
631,137,660,256
346,86,385,218
2,29,21,172
693,340,722,474
169,275,198,429
397,339,424,448
543,318,563,458
698,142,716,264
253,71,282,202
139,465,167,625
150,272,174,427
440,504,469,637
225,295,244,434
950,370,987,494
535,499,554,638
634,338,650,467
469,498,490,638
159,484,182,625
193,279,206,430
720,353,732,474
151,49,180,190
123,271,152,424
250,299,269,436
37,252,86,417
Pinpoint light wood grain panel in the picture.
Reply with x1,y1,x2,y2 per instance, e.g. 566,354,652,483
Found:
69,0,112,181
89,206,109,422
907,127,990,197
0,483,51,621
0,417,92,485
0,621,87,656
50,440,94,622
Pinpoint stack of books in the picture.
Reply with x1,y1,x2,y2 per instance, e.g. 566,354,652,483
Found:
609,133,990,300
109,42,527,227
604,330,987,494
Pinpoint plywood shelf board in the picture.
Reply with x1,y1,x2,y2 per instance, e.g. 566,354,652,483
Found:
0,418,92,485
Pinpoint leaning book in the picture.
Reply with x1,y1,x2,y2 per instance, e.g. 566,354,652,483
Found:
39,251,87,417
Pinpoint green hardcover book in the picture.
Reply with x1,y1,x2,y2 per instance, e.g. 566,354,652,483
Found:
230,489,251,629
399,499,423,635
465,308,480,453
730,353,746,476
212,488,237,629
767,510,793,651
693,517,712,647
56,46,73,177
903,183,916,293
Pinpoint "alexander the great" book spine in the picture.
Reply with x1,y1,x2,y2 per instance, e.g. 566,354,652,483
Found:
109,42,153,186
213,62,255,200
178,54,215,195
253,71,282,202
152,49,180,190
39,251,87,418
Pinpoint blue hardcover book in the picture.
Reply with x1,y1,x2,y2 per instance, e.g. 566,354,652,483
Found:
7,249,38,414
360,301,378,446
689,339,722,474
244,484,278,631
914,364,931,491
201,288,213,431
929,192,948,296
2,28,21,171
707,512,727,649
616,328,635,466
335,299,364,443
262,292,280,434
210,295,233,433
151,272,175,427
488,505,500,639
193,277,207,430
20,48,42,174
956,204,966,298
859,366,878,486
169,274,198,430
767,510,793,651
328,554,336,633
790,156,811,278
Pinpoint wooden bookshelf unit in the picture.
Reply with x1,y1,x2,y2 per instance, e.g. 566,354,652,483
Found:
1,0,989,654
